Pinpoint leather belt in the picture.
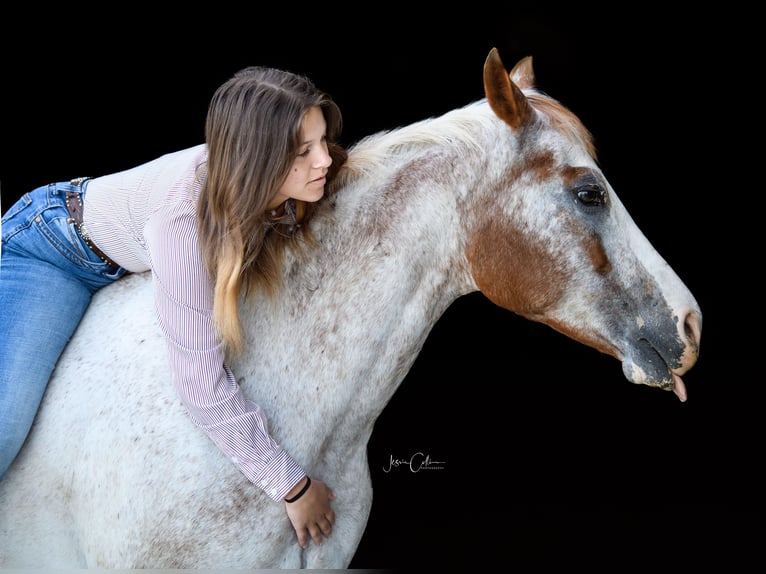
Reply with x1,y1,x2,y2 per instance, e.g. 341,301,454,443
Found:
64,182,119,270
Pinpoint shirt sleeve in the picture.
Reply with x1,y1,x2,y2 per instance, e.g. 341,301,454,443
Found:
144,198,305,502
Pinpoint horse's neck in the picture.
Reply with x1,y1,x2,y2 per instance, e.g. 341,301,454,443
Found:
236,110,495,451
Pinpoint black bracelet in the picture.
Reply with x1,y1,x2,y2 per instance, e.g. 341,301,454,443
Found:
284,476,311,503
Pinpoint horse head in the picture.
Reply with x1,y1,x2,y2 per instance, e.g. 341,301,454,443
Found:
468,48,701,400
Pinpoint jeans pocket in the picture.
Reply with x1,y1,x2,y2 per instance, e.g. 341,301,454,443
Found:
35,209,92,265
1,193,34,241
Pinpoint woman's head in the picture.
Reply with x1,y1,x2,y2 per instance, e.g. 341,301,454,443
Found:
198,66,348,354
204,66,345,218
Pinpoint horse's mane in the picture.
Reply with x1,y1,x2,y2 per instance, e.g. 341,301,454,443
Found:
331,90,597,195
331,100,494,190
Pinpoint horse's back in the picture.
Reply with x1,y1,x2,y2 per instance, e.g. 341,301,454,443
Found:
0,273,280,567
1,269,364,568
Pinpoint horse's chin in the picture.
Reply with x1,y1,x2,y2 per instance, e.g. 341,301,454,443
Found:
622,361,688,402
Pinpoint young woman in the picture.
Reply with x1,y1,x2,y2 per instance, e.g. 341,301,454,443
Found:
0,65,348,549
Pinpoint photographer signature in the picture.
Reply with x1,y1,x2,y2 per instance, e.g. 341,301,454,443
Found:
382,452,445,473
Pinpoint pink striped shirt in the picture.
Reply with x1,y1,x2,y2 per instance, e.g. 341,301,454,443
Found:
82,144,304,501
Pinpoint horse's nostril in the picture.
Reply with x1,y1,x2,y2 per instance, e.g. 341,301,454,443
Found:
683,308,702,353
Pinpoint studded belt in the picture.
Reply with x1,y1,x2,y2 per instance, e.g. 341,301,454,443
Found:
64,178,119,269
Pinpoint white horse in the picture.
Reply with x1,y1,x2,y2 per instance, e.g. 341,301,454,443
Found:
0,48,701,569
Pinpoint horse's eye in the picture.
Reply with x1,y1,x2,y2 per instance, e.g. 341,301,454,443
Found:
576,184,606,207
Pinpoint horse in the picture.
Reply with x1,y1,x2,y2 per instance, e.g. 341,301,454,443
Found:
0,47,701,569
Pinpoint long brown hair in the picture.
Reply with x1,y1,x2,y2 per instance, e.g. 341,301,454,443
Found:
197,66,347,355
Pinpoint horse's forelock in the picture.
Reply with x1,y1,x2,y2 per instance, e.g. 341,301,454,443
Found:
526,92,597,160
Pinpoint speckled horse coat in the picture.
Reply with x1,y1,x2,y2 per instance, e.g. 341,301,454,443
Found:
0,48,701,569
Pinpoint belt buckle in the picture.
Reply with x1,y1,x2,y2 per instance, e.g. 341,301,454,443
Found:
70,177,91,187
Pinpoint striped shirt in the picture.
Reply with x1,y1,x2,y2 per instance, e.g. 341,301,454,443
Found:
82,144,304,502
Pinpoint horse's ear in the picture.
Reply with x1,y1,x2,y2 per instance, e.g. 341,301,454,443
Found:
483,47,532,129
509,55,535,89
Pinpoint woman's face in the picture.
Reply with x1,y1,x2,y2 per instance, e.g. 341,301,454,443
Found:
268,106,332,209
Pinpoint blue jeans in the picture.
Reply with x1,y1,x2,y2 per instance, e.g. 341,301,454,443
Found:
0,181,128,478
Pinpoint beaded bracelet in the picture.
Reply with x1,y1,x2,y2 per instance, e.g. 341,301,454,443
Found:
284,476,311,503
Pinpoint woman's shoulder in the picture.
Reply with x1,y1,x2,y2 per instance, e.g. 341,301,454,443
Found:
92,144,207,187
156,144,208,172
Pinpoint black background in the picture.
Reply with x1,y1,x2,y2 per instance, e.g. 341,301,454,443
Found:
2,8,761,570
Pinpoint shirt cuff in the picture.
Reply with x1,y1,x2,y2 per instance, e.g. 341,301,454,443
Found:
246,449,306,502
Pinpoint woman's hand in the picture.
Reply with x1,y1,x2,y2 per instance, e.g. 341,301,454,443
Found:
284,476,336,548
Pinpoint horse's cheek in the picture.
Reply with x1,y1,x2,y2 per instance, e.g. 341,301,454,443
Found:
467,224,564,317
